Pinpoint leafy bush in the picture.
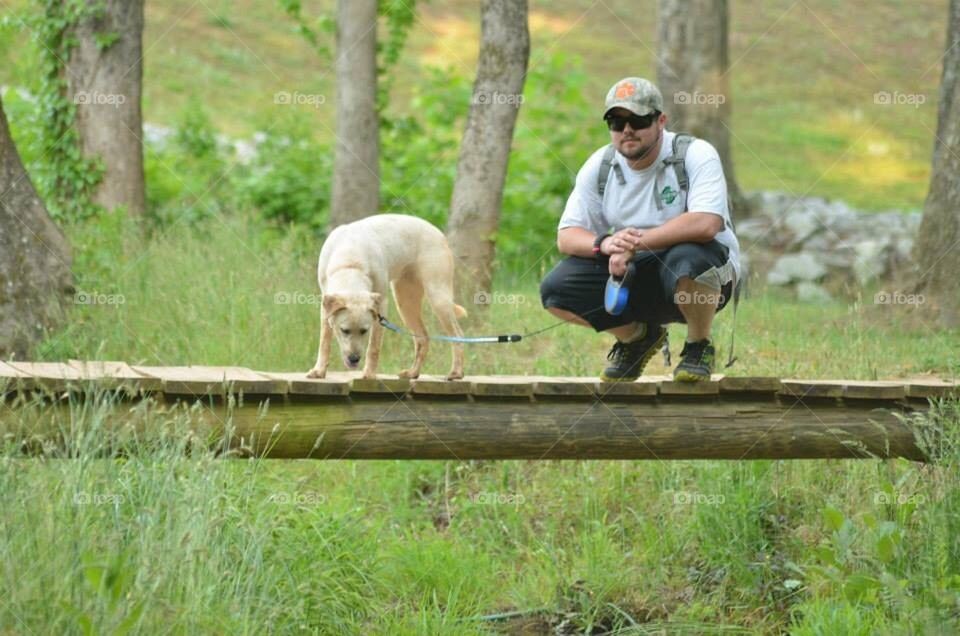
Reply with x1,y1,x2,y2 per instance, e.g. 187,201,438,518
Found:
232,115,333,230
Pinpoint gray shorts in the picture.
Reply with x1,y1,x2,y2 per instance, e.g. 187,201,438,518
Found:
540,240,734,332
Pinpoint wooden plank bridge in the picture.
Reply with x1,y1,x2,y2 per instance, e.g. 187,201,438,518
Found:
1,361,957,462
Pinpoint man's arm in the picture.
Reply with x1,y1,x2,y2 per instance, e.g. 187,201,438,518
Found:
557,226,600,257
557,211,721,258
626,211,722,251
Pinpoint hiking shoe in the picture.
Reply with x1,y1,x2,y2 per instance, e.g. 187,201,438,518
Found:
673,339,715,382
600,324,668,382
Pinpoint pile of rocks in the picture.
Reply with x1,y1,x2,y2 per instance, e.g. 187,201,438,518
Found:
736,192,922,302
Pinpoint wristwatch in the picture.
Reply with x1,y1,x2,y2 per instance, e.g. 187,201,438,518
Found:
592,233,611,257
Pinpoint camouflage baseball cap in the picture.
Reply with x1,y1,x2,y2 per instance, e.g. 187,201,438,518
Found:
603,77,663,118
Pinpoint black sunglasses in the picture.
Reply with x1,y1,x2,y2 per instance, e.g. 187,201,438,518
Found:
604,112,660,132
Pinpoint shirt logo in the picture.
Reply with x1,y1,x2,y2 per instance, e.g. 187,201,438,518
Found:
661,185,679,204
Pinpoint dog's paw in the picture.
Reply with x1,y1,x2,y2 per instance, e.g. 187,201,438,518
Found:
361,371,378,380
398,368,421,379
445,371,464,381
306,368,326,379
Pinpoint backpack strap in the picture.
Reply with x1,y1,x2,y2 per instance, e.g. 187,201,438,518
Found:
662,132,696,210
597,144,625,199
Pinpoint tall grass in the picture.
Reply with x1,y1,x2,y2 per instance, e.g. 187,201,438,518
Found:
2,390,958,633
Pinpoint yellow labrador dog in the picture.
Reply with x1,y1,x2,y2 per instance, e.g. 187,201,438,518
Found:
307,214,466,380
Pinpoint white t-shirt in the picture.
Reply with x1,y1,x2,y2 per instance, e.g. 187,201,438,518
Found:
559,130,741,281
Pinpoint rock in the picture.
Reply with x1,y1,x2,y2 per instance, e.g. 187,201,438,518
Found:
853,239,891,285
734,218,770,242
783,208,822,245
767,253,828,285
796,281,833,303
894,237,914,261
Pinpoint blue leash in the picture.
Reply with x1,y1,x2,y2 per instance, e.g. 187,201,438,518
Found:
377,315,522,344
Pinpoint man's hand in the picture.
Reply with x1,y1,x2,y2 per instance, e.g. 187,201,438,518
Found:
601,228,647,255
609,251,633,277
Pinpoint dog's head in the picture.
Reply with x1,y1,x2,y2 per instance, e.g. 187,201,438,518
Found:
323,292,381,369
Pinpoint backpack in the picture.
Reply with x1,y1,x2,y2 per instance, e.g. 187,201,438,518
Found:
597,132,697,207
596,133,741,369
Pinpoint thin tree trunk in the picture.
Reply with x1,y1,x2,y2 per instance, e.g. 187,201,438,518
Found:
913,0,960,327
0,96,73,359
330,0,379,228
66,0,146,218
657,0,750,216
447,0,529,302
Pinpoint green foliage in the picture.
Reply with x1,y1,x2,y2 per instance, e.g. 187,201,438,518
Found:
376,0,417,116
144,101,228,228
278,0,417,116
24,0,105,222
277,0,334,58
232,117,333,229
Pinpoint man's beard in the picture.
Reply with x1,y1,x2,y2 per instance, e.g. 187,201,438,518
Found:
619,130,661,161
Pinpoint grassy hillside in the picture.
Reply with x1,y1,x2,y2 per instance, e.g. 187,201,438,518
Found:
0,0,948,210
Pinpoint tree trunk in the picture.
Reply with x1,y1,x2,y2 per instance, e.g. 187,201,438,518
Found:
913,0,960,327
66,0,146,218
447,0,529,303
657,0,750,216
0,96,73,359
330,0,379,228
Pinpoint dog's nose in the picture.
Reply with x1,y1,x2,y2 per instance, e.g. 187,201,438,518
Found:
348,354,361,365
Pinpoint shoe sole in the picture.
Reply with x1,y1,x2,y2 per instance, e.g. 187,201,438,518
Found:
673,368,711,382
599,330,668,382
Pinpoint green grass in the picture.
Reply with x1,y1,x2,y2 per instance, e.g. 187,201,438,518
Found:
4,210,954,633
2,391,959,633
38,211,960,380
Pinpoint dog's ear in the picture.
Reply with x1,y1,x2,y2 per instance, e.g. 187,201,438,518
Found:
322,294,346,316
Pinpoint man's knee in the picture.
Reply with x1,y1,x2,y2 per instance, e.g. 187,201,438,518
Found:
539,265,565,306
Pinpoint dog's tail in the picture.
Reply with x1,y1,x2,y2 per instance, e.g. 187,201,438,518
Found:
454,304,467,319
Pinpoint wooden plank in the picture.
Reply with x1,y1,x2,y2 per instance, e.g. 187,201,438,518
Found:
843,381,907,400
0,361,31,392
0,362,30,379
532,376,596,397
349,377,412,394
659,376,722,395
67,360,163,392
131,366,284,395
468,375,534,398
594,377,659,397
6,362,85,392
411,376,473,396
780,380,845,399
905,380,960,399
719,376,782,394
260,371,351,396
